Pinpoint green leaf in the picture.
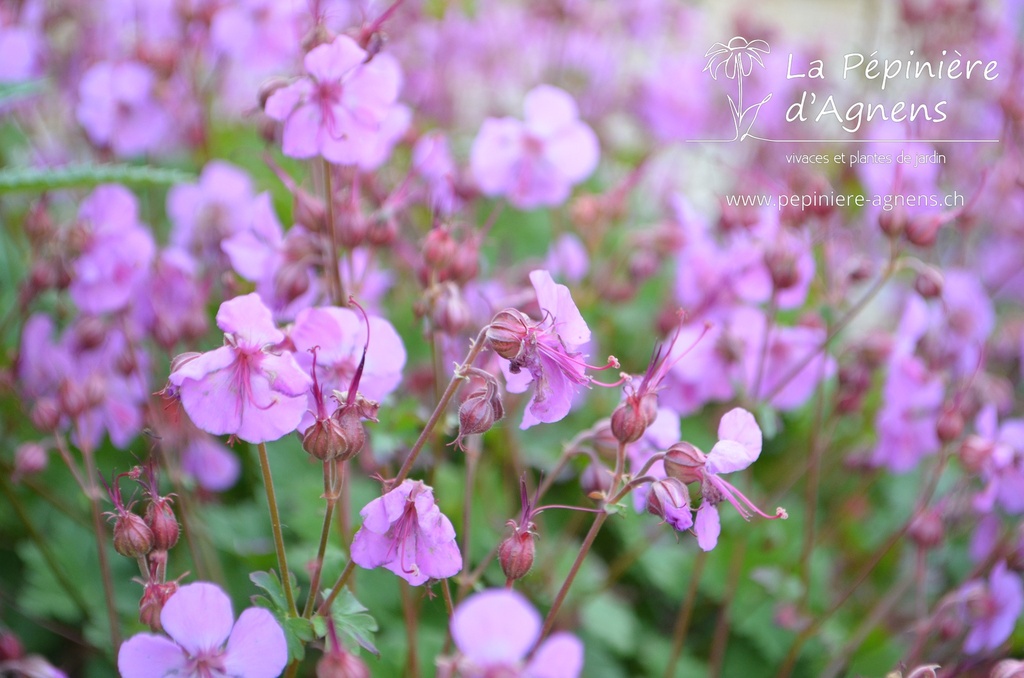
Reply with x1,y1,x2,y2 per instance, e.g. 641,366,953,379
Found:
249,570,299,616
283,616,315,663
0,164,194,193
320,587,380,657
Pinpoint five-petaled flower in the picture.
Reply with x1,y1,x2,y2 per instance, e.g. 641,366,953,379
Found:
168,293,312,444
265,34,401,166
350,479,462,586
487,270,616,429
118,582,287,678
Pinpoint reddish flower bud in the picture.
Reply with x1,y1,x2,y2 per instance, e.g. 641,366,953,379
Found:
331,406,368,461
610,400,647,444
959,435,993,474
766,247,799,290
30,397,61,432
258,76,292,110
431,283,470,335
145,500,180,551
485,309,529,360
905,214,941,247
878,206,906,238
73,316,108,352
914,266,944,299
139,580,178,632
113,512,154,559
936,407,963,443
58,379,89,418
450,238,481,284
908,510,944,550
302,417,348,461
663,442,706,485
366,215,397,247
422,228,455,271
317,649,371,678
499,529,536,583
646,478,692,531
13,442,48,481
274,262,311,304
456,392,495,444
0,630,24,661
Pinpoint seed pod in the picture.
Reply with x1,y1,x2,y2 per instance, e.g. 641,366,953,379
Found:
139,581,178,632
610,400,647,444
145,500,180,551
113,512,154,559
498,530,536,583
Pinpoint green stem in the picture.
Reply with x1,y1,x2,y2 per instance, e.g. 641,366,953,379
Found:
709,539,746,678
257,442,297,617
400,581,421,678
317,560,356,617
304,460,340,618
392,327,488,486
664,550,707,678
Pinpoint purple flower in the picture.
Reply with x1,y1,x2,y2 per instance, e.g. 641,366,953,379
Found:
265,35,402,165
350,480,462,586
181,435,241,493
76,61,170,157
490,270,609,429
168,293,312,444
870,353,944,473
290,305,406,431
470,85,599,210
448,589,583,678
70,185,155,315
691,408,786,551
960,561,1024,654
118,582,287,678
168,161,256,263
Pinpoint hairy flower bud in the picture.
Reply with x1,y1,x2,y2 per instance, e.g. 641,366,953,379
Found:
332,406,368,461
145,500,180,551
113,512,154,559
139,581,178,632
431,283,470,335
499,529,536,583
486,309,529,360
663,442,706,485
458,392,496,439
914,266,944,299
30,397,61,433
610,400,647,444
302,417,347,461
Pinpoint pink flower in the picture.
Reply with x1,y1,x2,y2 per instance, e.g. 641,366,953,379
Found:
76,61,170,157
168,293,312,444
959,561,1024,654
70,185,155,315
446,588,583,678
168,161,256,263
470,85,599,209
689,408,786,551
290,305,406,431
265,35,402,165
489,270,609,429
118,582,287,678
181,435,241,493
350,479,462,586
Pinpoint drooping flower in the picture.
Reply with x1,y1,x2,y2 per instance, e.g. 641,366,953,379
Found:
445,588,584,678
168,293,312,444
350,480,462,586
470,85,599,210
488,270,614,429
265,35,402,166
118,582,287,678
665,408,786,551
959,561,1024,654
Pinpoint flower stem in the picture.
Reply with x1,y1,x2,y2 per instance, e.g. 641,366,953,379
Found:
322,158,346,306
304,460,340,618
392,327,488,486
461,448,479,571
400,581,421,678
664,550,707,678
709,538,746,677
317,560,356,617
257,441,297,617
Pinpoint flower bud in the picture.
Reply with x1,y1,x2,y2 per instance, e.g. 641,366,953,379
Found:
914,266,944,299
0,630,23,661
367,215,397,247
936,407,963,444
30,397,61,432
766,247,799,290
139,581,178,632
431,283,470,335
332,407,368,461
663,442,706,485
73,316,108,352
959,435,993,474
145,500,180,551
458,392,496,439
422,228,455,271
878,205,906,239
990,660,1024,678
257,76,292,110
646,478,692,531
486,309,528,360
908,510,944,550
498,530,535,583
610,400,647,444
58,379,89,418
317,649,371,678
274,262,311,304
13,442,48,481
905,214,941,247
113,512,154,559
303,418,345,461
450,238,481,284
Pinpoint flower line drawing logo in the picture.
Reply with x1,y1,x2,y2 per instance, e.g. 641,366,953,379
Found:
703,37,773,141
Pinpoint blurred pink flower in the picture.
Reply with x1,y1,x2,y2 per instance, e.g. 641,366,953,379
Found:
181,435,241,493
470,85,599,209
960,561,1024,654
447,588,583,678
69,185,155,315
350,479,462,586
168,161,256,263
169,293,311,444
692,408,786,551
118,582,287,678
290,305,406,431
265,35,402,165
76,61,171,156
494,270,604,429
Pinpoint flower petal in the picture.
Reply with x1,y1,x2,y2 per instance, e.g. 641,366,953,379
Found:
160,582,234,657
451,589,540,665
530,270,590,348
117,633,186,678
217,293,284,347
526,631,585,678
695,503,721,552
304,35,365,82
222,608,289,678
523,85,579,138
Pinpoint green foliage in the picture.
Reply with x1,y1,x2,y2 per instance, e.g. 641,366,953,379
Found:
0,164,194,193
